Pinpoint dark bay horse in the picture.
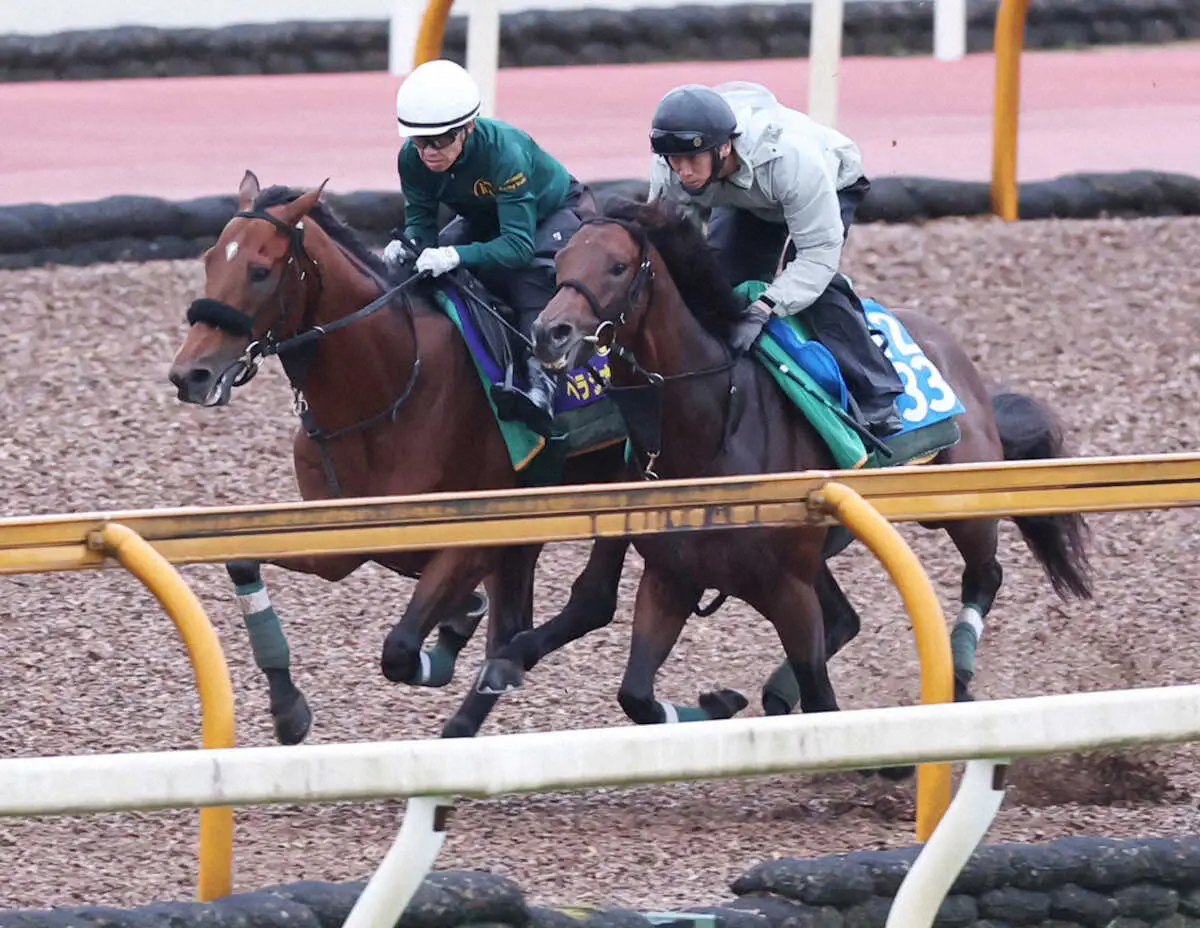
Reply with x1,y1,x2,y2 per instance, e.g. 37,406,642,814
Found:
523,197,1093,726
167,172,749,742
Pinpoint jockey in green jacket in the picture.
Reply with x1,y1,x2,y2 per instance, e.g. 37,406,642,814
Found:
383,58,595,430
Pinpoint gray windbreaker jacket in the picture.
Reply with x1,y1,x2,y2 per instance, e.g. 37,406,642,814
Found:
647,81,864,316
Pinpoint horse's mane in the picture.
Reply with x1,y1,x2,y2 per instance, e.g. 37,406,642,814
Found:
599,197,746,340
253,185,388,280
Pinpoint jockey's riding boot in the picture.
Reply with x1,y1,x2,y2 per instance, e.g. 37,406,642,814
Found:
864,399,903,438
490,357,557,436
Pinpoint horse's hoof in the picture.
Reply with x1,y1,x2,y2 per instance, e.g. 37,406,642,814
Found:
875,764,916,782
440,715,478,739
762,692,793,717
954,676,976,703
699,688,749,720
475,658,525,695
272,692,313,746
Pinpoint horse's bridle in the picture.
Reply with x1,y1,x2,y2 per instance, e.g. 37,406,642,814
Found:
183,207,426,497
553,215,739,480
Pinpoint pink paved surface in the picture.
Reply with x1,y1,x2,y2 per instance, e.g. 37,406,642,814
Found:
2,43,1199,206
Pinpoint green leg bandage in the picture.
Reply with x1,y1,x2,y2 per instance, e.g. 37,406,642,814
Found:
951,605,984,680
657,701,712,723
414,642,458,688
236,580,290,671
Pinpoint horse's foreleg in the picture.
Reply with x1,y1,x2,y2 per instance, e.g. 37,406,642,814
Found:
477,537,630,695
227,552,365,745
441,544,542,739
380,548,497,685
616,566,742,724
760,561,862,716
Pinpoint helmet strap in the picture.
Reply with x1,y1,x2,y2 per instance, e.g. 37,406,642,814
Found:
680,147,726,197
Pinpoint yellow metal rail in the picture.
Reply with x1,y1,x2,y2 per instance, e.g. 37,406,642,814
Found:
992,0,1031,220
1,454,1198,575
816,484,954,839
99,525,236,901
414,0,455,66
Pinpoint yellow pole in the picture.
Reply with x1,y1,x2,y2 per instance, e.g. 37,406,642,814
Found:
98,523,236,901
414,0,456,66
991,0,1030,221
815,482,954,841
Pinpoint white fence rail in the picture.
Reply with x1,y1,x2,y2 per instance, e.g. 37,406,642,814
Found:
4,685,1199,927
0,0,968,135
390,0,970,129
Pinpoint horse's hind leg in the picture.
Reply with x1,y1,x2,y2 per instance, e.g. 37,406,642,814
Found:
933,516,1003,703
226,552,364,745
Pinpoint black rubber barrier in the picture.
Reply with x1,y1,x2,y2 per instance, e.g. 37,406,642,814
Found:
3,837,1200,926
2,170,1199,271
2,0,1200,81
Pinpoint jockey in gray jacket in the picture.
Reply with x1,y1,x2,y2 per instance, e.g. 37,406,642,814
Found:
647,81,903,437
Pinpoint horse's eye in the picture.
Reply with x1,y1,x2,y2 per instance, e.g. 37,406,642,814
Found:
249,265,272,284
610,262,628,276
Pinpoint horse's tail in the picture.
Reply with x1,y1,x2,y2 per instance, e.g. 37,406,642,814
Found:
991,390,1094,601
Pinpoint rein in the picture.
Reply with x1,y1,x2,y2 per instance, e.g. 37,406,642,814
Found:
183,207,427,497
555,215,739,480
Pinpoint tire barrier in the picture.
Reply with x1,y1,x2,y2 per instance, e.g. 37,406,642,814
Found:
2,170,1199,272
3,837,1199,927
4,0,1200,82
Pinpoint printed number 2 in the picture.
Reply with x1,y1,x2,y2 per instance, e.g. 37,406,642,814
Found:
867,309,958,421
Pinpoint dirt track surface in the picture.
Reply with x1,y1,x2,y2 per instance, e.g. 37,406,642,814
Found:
1,215,1199,911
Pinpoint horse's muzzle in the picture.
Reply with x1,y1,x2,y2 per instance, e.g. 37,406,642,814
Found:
531,317,584,370
168,360,237,407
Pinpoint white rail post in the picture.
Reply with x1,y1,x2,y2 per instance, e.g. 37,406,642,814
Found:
886,759,1010,927
466,0,501,118
934,0,967,60
343,796,454,928
388,0,423,76
807,0,844,128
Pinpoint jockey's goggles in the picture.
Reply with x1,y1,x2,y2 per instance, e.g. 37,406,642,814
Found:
412,128,463,151
650,129,720,156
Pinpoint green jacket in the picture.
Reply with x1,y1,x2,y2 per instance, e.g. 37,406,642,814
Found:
399,118,573,271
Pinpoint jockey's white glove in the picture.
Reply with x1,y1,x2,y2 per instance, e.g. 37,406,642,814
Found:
416,246,461,277
382,239,410,270
730,299,773,353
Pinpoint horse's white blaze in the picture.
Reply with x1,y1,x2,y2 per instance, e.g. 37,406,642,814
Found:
225,241,239,262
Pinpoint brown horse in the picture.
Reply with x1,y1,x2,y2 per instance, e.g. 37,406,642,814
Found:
520,197,1092,728
166,172,756,742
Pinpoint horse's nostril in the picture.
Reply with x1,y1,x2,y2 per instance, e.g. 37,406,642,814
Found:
551,323,574,344
169,365,212,390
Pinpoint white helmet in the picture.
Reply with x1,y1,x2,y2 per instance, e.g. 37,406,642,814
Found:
395,59,481,137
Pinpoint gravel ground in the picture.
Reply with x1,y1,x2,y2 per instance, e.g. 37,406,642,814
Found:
1,215,1200,912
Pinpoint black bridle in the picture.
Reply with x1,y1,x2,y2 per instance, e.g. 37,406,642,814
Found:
553,216,738,480
183,208,427,497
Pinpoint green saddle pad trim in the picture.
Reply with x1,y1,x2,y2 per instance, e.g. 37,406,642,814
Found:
736,281,869,470
435,290,546,473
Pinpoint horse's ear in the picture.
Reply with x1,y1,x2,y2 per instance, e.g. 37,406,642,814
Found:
277,178,329,226
238,170,260,211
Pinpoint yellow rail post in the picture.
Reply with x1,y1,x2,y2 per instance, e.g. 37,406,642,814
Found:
814,482,954,841
415,0,456,66
97,523,236,901
991,0,1030,221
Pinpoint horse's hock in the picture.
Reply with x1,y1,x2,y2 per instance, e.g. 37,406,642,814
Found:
4,837,1200,926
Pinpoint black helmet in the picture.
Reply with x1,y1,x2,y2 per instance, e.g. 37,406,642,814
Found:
650,85,738,157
